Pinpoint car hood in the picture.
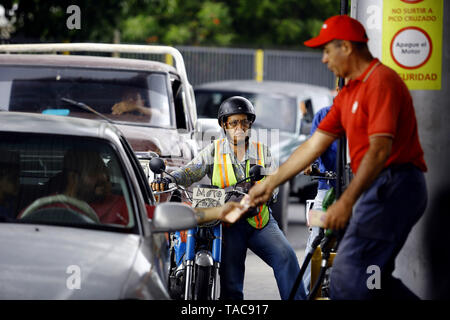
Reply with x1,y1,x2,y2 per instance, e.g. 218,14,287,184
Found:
117,124,180,156
0,224,141,299
117,125,195,166
197,118,221,133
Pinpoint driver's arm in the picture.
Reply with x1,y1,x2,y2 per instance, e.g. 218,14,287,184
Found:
194,201,245,224
111,100,151,116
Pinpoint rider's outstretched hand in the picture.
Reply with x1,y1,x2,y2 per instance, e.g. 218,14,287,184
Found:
151,177,172,192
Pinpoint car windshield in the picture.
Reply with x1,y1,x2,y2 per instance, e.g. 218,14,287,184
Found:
0,66,173,129
195,90,298,133
0,132,137,232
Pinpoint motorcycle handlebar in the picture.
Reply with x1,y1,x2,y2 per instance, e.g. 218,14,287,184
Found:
153,183,192,201
155,183,247,195
308,163,336,180
152,186,179,195
309,172,337,180
153,183,254,206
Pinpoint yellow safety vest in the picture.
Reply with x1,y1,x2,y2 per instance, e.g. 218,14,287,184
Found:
212,139,269,229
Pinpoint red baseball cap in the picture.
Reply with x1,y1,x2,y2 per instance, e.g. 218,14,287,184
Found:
304,15,368,48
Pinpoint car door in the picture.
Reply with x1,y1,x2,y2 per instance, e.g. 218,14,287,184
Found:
119,134,171,289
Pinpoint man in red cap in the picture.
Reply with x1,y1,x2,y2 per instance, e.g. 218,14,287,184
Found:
249,15,428,300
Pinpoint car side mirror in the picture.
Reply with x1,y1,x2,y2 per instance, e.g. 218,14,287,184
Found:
150,157,166,174
151,202,197,233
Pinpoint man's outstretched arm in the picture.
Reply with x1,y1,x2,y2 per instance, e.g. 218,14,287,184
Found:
249,130,335,206
194,202,246,224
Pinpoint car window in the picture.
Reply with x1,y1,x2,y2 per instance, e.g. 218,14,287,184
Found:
195,90,298,133
172,78,188,129
0,66,173,129
252,94,297,133
195,91,237,119
310,94,334,114
119,135,155,206
0,132,137,232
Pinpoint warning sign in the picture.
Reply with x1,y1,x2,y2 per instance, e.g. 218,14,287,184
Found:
391,27,432,69
382,0,443,90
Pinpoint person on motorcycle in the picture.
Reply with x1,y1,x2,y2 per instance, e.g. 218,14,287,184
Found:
151,96,306,300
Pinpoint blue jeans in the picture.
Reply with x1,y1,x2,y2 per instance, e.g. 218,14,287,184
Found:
220,213,306,300
329,165,427,300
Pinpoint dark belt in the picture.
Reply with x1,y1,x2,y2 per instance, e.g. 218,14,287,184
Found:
385,163,417,172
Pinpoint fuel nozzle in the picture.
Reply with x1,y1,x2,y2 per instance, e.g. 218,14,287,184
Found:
320,229,336,257
307,229,337,300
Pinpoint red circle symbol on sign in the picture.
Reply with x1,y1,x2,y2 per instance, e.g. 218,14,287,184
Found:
390,26,432,69
400,0,424,3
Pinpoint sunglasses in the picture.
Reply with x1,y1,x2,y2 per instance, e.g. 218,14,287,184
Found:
226,119,252,129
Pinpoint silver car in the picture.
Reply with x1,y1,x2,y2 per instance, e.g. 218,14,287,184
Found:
0,43,200,185
0,112,197,299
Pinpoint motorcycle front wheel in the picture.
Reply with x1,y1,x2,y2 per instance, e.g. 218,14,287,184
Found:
193,265,212,300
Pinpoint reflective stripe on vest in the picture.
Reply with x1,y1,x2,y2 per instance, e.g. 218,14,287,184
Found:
212,139,269,229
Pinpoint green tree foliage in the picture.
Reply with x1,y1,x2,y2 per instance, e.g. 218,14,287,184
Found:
228,0,340,48
120,0,235,46
2,0,124,42
2,0,341,48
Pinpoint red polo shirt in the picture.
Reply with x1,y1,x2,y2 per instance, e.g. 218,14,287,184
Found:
317,58,427,174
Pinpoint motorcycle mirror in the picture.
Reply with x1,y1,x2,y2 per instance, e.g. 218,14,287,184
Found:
150,157,166,174
249,165,264,182
233,165,265,188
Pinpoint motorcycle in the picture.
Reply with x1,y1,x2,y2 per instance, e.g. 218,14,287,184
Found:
149,157,264,300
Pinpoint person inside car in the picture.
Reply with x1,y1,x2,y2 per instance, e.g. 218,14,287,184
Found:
17,149,132,225
111,89,152,116
0,150,20,220
111,88,166,126
151,96,307,300
62,149,132,224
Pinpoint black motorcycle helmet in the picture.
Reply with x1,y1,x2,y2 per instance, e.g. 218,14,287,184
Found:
217,96,256,126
